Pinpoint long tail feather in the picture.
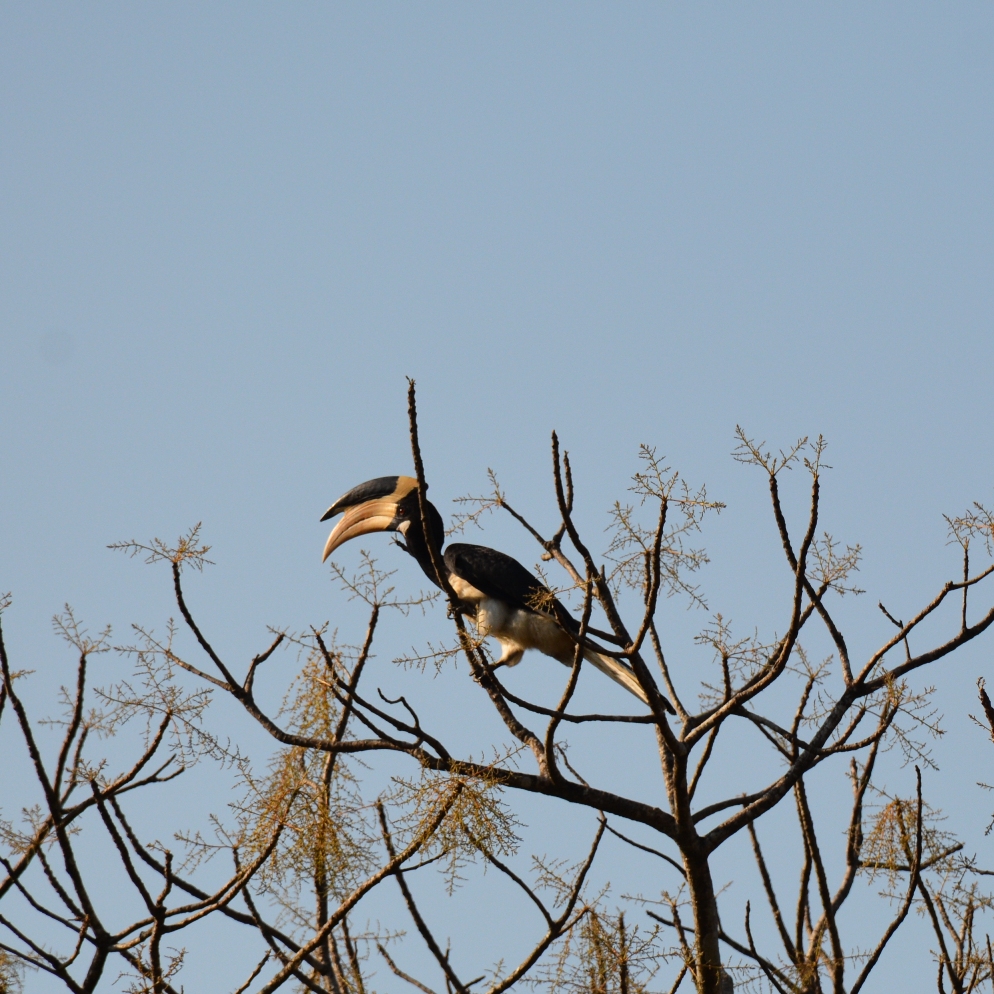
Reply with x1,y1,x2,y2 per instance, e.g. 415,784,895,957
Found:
583,649,648,703
582,649,676,714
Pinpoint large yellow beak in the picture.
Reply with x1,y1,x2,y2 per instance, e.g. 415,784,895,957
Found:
322,499,399,562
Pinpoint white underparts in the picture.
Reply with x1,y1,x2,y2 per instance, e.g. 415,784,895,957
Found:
447,577,648,705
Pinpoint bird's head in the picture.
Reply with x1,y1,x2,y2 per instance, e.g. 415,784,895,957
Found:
320,475,444,562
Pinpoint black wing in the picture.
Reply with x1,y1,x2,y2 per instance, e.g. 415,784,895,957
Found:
444,543,556,616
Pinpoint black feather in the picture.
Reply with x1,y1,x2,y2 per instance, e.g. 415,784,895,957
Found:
443,543,554,615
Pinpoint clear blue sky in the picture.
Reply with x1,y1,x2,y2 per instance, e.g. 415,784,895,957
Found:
2,5,993,991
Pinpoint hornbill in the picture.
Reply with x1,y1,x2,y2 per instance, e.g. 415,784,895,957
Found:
321,475,672,710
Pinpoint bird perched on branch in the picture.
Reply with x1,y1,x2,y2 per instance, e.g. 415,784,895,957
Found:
321,475,673,712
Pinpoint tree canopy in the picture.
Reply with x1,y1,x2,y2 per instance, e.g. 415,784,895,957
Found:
3,383,994,994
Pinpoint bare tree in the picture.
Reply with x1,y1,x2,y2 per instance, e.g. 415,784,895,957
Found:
0,570,613,992
4,381,994,993
0,596,481,993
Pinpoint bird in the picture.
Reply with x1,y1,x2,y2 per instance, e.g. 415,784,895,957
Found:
321,474,672,711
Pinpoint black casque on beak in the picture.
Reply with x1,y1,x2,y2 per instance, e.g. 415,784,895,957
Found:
320,476,419,562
